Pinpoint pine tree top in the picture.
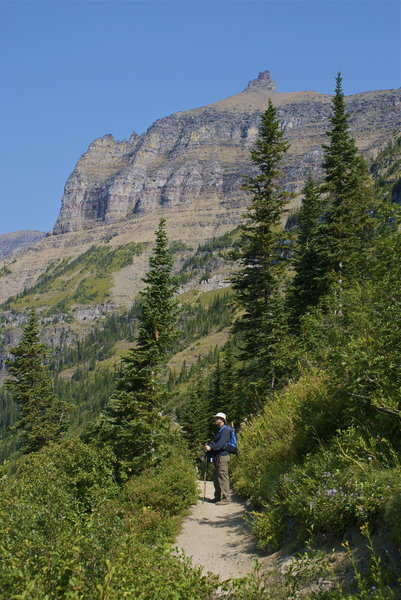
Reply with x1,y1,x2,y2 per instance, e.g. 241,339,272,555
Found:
138,218,177,356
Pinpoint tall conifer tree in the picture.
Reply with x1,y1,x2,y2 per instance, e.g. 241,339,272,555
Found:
138,218,176,359
287,173,325,325
6,309,72,453
180,374,211,453
319,73,376,310
231,100,293,398
219,345,237,417
98,218,177,477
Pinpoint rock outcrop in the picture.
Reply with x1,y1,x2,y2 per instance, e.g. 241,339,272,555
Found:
0,230,46,260
245,69,276,92
53,71,401,235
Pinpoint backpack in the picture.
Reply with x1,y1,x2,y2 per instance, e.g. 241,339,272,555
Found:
223,425,238,454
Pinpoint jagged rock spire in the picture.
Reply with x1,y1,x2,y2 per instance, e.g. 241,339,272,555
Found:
245,70,276,92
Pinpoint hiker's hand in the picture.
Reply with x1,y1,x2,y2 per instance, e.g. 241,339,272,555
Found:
205,444,211,451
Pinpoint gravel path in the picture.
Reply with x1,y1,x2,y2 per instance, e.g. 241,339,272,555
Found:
175,481,263,581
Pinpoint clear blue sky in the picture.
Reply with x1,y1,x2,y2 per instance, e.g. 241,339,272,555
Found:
1,0,400,235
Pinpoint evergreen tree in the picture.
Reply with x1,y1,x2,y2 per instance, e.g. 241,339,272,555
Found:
180,374,211,454
6,309,72,453
179,361,188,383
256,288,294,387
287,173,325,325
208,349,238,425
98,219,177,477
319,73,376,311
219,346,235,408
217,344,240,424
138,218,177,359
209,353,221,416
231,99,293,397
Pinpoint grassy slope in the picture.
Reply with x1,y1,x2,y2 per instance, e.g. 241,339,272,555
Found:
2,242,147,312
168,327,230,374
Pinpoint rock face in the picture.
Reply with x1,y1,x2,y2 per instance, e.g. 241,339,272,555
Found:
0,230,46,260
53,71,401,234
245,69,276,92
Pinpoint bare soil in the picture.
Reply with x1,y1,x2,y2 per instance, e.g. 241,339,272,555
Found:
175,481,264,581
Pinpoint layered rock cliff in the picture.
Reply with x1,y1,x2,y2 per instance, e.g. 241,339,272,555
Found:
53,70,401,234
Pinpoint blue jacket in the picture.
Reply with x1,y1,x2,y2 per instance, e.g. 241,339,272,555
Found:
208,424,230,457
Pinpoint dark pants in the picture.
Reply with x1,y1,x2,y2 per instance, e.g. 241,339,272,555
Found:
213,454,231,500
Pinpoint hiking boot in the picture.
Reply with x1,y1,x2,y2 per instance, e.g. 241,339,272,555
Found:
215,498,231,505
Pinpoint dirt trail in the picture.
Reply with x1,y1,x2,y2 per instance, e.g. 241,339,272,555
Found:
175,481,263,581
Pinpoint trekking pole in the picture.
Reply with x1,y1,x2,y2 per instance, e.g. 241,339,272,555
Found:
202,452,207,504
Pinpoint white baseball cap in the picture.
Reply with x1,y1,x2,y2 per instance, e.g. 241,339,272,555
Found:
213,412,227,421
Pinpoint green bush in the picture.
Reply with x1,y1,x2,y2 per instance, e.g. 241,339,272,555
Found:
15,437,118,508
224,538,398,600
0,439,118,595
384,487,401,545
0,435,217,599
90,542,218,600
232,373,330,503
122,447,198,515
246,427,401,549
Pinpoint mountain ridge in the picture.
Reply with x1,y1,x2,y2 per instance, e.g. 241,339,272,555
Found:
52,71,401,234
1,71,400,315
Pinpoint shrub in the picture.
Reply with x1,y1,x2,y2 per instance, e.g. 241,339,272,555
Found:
0,435,213,599
247,428,401,549
15,437,118,509
232,373,330,503
384,487,401,545
122,447,198,515
0,439,118,596
92,542,218,600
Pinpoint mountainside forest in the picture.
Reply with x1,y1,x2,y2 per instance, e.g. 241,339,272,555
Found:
1,74,401,599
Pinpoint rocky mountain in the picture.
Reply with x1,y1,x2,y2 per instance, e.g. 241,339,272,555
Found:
0,230,46,260
1,70,400,313
53,70,401,234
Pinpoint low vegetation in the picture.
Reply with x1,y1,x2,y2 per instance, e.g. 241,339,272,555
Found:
0,439,215,600
173,228,239,288
2,242,146,312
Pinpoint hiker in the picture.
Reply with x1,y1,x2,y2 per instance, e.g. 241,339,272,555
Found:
205,412,232,504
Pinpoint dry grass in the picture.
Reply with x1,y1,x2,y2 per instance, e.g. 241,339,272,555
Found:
168,327,230,373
